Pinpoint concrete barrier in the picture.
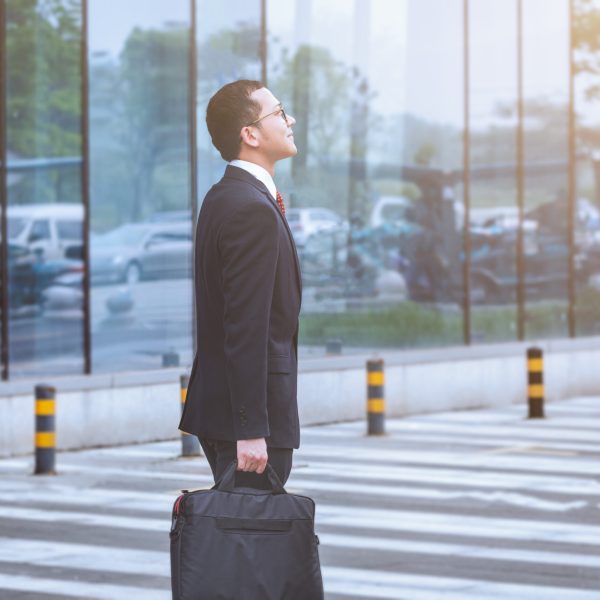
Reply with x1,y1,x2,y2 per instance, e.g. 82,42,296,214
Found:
2,336,600,457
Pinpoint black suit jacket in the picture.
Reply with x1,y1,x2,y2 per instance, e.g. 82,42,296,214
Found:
179,165,302,449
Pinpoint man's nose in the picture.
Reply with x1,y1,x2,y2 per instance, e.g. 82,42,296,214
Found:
287,114,296,126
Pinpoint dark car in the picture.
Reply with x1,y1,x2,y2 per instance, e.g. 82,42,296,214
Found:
6,243,83,311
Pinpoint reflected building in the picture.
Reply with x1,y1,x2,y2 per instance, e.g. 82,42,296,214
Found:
0,0,600,382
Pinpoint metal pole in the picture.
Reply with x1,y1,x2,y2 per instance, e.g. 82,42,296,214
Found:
180,374,201,456
81,0,92,374
462,0,472,345
0,0,9,380
367,359,385,435
527,347,544,418
516,0,525,341
260,0,267,87
34,384,57,474
567,0,577,337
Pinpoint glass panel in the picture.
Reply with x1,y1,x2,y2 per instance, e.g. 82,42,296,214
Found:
523,0,570,339
573,0,600,336
196,0,262,198
269,0,463,356
89,1,192,372
469,0,518,343
6,0,84,378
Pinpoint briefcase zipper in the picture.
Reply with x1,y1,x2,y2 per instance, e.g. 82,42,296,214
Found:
171,492,188,534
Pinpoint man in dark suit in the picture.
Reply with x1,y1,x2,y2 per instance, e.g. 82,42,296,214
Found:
179,80,301,487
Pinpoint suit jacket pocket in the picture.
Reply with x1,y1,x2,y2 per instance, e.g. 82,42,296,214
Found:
268,355,290,374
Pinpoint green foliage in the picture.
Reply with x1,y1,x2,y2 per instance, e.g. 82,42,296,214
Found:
299,303,462,348
574,0,600,100
90,26,190,226
6,0,81,158
6,0,81,205
300,298,594,348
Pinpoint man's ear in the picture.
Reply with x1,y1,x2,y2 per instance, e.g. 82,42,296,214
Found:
240,126,260,149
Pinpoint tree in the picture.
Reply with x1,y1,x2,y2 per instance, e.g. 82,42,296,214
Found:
6,0,81,205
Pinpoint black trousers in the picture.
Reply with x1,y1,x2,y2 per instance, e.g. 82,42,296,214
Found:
199,438,293,489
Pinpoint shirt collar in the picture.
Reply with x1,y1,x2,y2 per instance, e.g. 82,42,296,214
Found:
229,159,277,201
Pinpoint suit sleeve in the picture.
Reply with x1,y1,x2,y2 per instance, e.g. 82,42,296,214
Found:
218,200,279,440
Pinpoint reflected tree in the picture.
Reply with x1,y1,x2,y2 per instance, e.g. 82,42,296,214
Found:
118,27,189,222
6,0,81,204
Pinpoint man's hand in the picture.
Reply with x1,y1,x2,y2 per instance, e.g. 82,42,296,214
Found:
237,438,268,474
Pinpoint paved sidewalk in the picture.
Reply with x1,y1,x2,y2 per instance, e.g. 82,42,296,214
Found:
1,396,600,598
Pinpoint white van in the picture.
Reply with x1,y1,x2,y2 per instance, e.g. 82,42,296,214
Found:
8,203,83,260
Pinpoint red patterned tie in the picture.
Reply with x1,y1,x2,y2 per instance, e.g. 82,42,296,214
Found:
275,190,286,217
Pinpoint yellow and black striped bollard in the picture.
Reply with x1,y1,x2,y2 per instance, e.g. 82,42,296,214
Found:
367,359,385,435
527,347,544,419
180,374,201,457
34,384,57,475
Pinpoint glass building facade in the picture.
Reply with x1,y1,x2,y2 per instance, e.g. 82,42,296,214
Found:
0,0,599,380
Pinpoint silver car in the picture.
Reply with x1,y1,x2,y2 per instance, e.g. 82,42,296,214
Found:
91,222,193,285
286,208,346,247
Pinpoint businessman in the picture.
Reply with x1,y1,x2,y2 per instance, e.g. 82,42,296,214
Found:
179,80,301,488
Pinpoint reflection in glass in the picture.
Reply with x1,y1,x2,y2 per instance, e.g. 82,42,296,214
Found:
89,0,192,372
522,0,570,339
6,0,84,377
468,0,518,343
196,0,262,199
268,0,464,354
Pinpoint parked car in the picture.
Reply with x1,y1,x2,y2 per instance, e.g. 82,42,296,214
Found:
146,210,191,223
7,242,83,310
7,203,83,261
370,195,417,228
287,207,346,247
91,222,192,285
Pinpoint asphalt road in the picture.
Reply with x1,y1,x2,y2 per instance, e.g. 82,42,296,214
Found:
1,396,600,598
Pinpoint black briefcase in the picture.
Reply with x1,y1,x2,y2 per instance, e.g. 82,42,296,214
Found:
170,461,324,600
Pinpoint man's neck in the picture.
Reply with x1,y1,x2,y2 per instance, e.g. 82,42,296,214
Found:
236,154,275,177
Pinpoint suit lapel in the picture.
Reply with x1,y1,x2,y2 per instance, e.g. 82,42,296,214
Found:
223,166,303,299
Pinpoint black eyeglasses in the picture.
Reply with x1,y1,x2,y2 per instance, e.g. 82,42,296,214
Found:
246,104,288,127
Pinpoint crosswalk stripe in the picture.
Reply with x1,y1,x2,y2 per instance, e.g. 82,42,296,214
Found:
0,574,166,599
316,504,600,545
302,429,600,453
302,419,600,444
0,505,166,532
3,452,598,501
298,461,600,496
0,475,586,515
2,527,599,584
322,566,600,600
1,500,599,547
319,532,600,568
0,538,169,577
297,445,600,475
288,479,587,512
3,547,596,600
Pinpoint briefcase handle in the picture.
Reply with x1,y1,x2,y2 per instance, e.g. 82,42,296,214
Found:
214,460,286,495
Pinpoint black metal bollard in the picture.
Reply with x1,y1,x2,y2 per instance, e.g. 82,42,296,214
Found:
180,374,201,457
325,339,343,355
34,384,57,475
527,347,545,418
163,349,180,368
367,359,385,435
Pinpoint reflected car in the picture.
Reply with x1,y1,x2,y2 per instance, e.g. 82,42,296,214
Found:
91,222,192,285
146,210,191,223
287,208,346,247
7,242,83,310
8,203,83,261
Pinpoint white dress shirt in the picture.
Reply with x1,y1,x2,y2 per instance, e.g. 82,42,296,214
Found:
229,159,277,201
